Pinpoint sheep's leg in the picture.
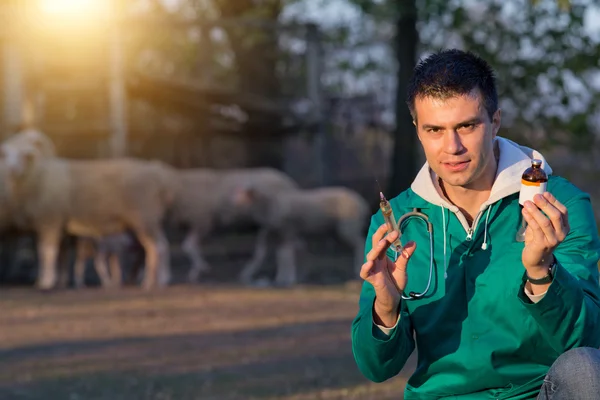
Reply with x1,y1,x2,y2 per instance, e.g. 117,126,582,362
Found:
352,238,365,277
138,233,159,290
36,226,61,291
108,253,123,287
73,238,90,289
337,221,365,278
93,249,113,288
137,228,170,290
239,228,270,284
56,249,71,289
126,238,145,285
182,227,211,283
274,233,297,287
54,235,74,289
156,231,171,287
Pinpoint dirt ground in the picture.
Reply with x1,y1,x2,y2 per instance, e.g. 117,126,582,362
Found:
0,282,416,400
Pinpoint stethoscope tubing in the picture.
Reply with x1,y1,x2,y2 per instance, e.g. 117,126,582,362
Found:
391,209,434,300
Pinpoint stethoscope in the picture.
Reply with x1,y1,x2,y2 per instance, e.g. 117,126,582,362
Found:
392,208,434,300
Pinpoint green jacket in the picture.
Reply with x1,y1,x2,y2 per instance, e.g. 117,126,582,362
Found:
351,137,600,399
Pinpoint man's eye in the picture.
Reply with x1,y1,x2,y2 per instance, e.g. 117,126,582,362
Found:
427,128,441,133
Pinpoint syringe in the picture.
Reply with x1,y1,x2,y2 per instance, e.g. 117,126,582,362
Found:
379,192,403,253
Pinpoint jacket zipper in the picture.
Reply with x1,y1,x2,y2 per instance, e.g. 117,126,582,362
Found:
466,227,474,241
464,207,487,241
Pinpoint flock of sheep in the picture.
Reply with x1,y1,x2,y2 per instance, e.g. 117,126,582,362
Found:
0,129,371,291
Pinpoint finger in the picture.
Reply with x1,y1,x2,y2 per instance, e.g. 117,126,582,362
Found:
525,199,559,246
533,194,566,239
366,237,394,262
543,192,570,233
371,224,389,249
366,229,399,261
393,241,417,272
359,260,375,280
523,205,557,246
543,192,568,215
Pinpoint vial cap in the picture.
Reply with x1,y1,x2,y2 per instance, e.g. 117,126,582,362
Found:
531,159,542,167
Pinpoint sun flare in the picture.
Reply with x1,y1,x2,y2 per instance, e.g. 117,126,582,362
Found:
38,0,108,18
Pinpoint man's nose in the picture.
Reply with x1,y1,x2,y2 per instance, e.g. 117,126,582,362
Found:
444,131,464,154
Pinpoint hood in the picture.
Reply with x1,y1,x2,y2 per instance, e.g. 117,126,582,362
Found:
410,136,553,213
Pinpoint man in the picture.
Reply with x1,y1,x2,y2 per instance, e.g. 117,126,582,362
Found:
351,49,600,399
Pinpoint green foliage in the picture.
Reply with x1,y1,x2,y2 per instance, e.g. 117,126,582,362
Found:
349,0,599,150
424,0,599,150
129,0,599,150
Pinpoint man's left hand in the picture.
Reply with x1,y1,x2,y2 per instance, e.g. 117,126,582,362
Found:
521,192,570,276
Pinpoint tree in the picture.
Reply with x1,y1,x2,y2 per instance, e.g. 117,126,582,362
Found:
348,0,599,195
390,1,418,198
347,0,419,197
418,0,600,151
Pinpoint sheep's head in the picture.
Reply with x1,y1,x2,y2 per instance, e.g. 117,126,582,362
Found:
2,128,56,157
0,129,54,182
218,183,262,226
231,184,257,207
0,141,43,188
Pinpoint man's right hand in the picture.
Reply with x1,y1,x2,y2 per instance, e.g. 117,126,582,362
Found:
360,223,416,328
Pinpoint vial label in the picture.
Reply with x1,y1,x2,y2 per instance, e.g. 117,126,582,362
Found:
518,180,547,205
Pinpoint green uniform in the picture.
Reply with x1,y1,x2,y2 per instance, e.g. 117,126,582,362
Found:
351,137,600,399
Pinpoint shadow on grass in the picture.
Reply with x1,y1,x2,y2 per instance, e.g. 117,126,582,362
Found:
0,319,415,400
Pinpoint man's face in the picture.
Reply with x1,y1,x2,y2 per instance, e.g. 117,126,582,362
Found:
413,88,501,190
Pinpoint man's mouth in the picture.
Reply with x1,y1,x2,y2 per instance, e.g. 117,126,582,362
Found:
443,160,470,171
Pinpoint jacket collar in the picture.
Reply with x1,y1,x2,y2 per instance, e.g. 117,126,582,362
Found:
409,136,553,211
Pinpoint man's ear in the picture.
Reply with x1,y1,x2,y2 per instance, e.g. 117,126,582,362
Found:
492,109,502,137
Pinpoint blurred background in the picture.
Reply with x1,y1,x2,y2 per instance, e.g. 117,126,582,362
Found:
0,0,599,399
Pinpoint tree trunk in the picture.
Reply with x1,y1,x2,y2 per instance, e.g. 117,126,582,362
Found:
388,0,419,197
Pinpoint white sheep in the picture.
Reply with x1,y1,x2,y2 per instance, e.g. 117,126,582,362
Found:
0,135,179,291
226,185,370,286
168,167,299,283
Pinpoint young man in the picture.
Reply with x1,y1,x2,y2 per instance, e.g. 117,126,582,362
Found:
351,49,600,399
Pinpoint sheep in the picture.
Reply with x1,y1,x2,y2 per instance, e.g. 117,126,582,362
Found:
0,135,179,291
168,167,299,283
225,185,370,286
0,129,129,289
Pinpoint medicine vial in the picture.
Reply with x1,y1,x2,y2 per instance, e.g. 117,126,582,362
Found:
518,159,548,205
516,159,548,241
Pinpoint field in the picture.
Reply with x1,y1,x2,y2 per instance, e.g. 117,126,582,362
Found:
0,282,416,400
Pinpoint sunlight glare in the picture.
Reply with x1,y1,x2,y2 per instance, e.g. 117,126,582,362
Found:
38,0,108,18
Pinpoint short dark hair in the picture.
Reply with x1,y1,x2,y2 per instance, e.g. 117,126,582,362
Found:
406,49,498,121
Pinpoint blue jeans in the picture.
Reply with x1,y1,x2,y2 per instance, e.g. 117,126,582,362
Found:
537,347,600,399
